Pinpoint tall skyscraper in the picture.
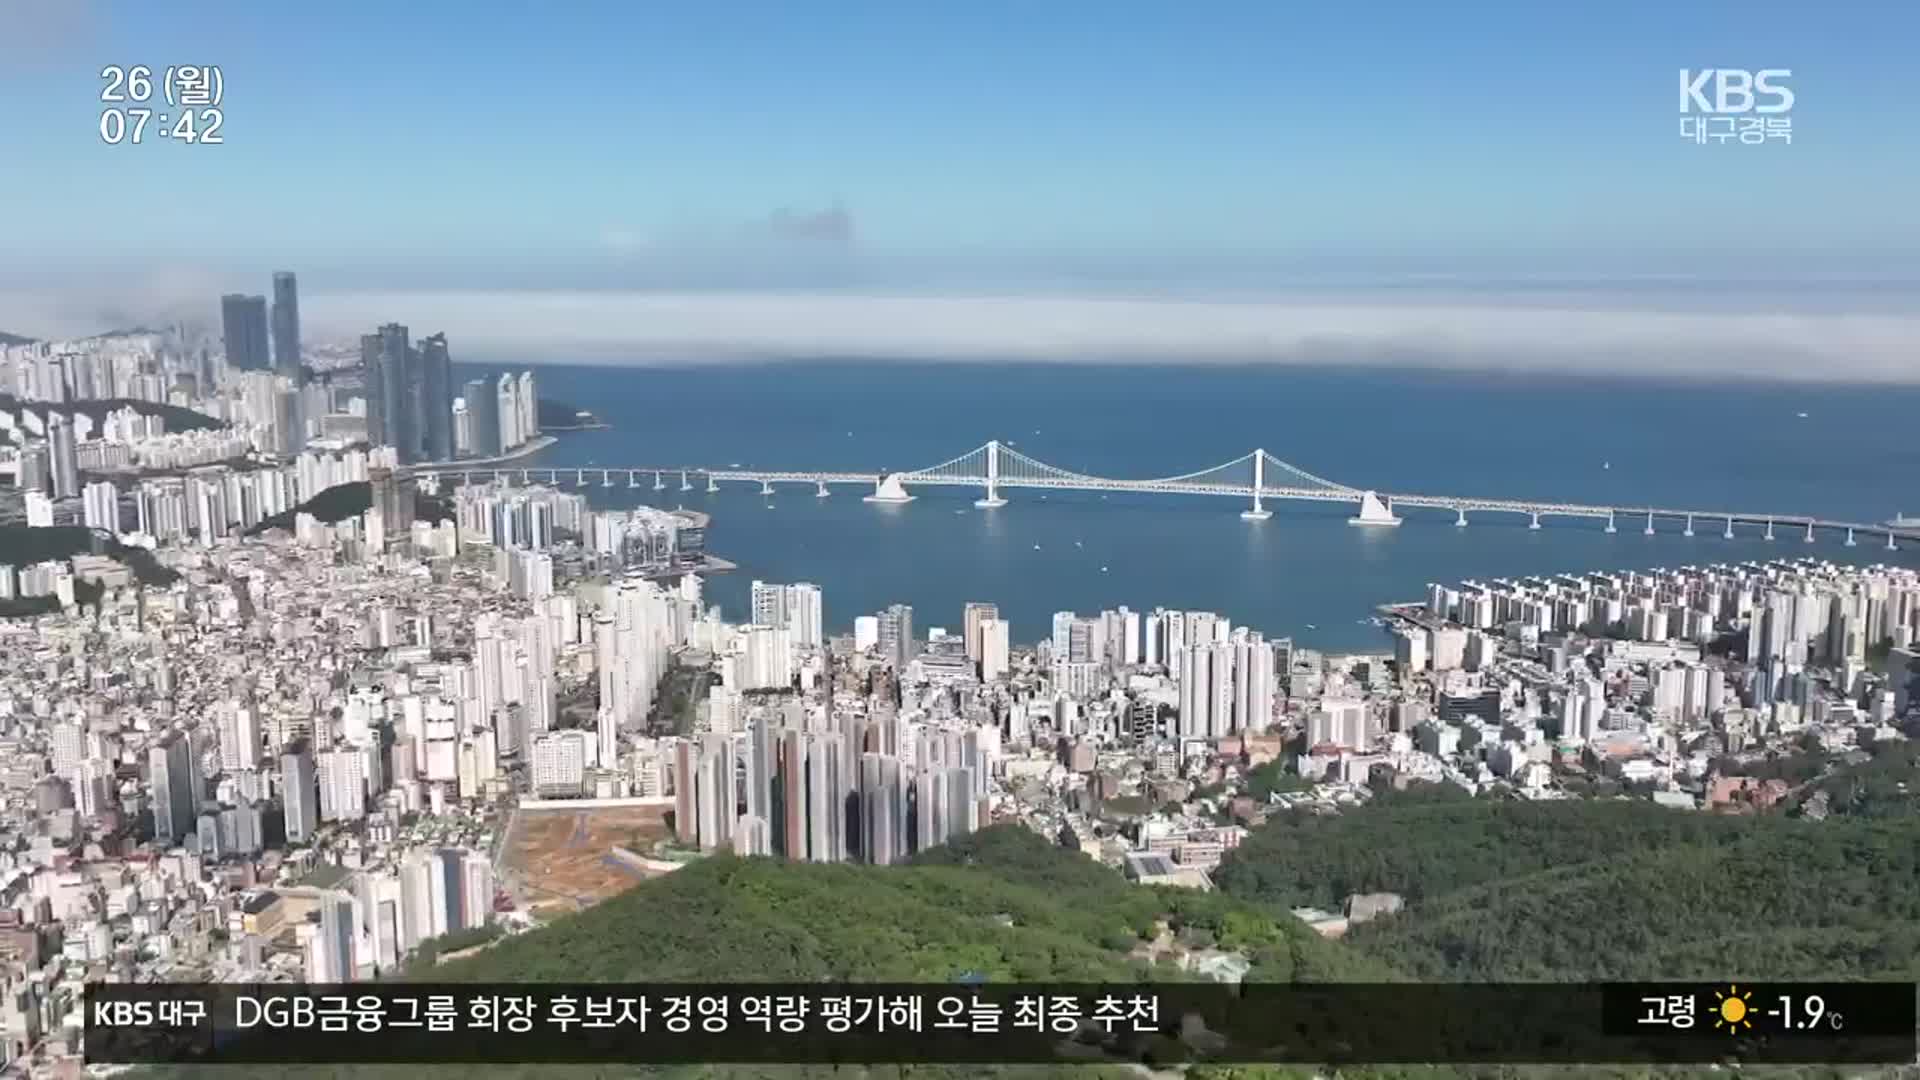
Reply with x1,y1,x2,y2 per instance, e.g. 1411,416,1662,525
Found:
271,272,301,378
979,617,1010,682
417,333,454,462
221,294,271,371
879,604,914,671
318,748,368,821
363,323,412,460
47,413,78,499
282,746,318,844
149,732,198,846
463,377,501,456
963,603,998,667
304,892,356,982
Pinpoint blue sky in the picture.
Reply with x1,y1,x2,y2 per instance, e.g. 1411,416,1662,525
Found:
3,1,1919,377
5,0,1916,280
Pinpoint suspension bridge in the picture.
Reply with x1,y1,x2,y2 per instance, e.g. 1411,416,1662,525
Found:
410,440,1918,550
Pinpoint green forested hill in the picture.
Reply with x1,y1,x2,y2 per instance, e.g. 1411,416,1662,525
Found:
246,481,454,536
435,825,1391,984
1211,794,1764,910
1211,793,1920,983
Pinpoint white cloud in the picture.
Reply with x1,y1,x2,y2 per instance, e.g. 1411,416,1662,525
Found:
284,289,1920,382
5,285,1917,382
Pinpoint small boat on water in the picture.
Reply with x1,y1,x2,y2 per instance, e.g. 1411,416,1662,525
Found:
1304,623,1317,630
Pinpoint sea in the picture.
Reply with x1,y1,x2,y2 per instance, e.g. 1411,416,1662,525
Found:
452,362,1920,655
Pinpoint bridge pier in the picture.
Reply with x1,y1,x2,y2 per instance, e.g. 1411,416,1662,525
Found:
760,480,775,496
519,469,530,484
1683,513,1694,537
1804,521,1815,543
678,469,691,492
1765,518,1775,541
1528,511,1541,531
1846,528,1857,547
1724,516,1735,539
493,471,506,486
1454,508,1467,528
864,473,915,504
602,469,613,488
575,469,588,488
653,470,666,491
816,481,830,498
706,475,718,493
1644,511,1655,536
1348,490,1401,527
461,472,474,486
1604,512,1617,534
1889,532,1900,551
628,471,641,488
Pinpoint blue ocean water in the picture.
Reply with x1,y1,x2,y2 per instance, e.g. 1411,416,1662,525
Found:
463,362,1920,653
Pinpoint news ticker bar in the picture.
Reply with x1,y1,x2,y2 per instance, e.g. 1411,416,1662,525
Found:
85,982,1918,1065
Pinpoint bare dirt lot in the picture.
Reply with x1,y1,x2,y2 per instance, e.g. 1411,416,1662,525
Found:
502,805,674,918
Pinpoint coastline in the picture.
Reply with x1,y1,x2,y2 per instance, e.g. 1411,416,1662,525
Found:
426,435,559,469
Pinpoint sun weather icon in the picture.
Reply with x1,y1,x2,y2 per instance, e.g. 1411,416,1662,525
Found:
1713,985,1753,1033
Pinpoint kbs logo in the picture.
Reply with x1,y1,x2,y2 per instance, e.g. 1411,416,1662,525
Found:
1677,69,1793,146
1679,69,1794,113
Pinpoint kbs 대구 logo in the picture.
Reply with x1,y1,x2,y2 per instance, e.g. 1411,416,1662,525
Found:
1678,69,1793,146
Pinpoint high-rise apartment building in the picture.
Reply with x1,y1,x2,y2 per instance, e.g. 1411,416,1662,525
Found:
878,604,914,670
149,732,198,846
282,746,318,843
47,413,78,499
963,603,998,667
417,332,454,462
271,272,301,378
463,378,501,456
221,293,271,371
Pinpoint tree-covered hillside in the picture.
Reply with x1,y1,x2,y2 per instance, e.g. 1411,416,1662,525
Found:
434,825,1392,985
245,481,454,536
0,392,224,436
1211,793,1920,982
1211,793,1766,910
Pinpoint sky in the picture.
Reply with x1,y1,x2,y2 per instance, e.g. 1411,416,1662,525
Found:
3,1,1918,375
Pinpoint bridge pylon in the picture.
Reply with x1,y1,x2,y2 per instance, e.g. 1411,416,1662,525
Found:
975,440,1008,508
1241,449,1272,521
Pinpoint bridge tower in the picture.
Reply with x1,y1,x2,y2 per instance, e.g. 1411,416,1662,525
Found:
975,440,1008,508
1241,451,1272,521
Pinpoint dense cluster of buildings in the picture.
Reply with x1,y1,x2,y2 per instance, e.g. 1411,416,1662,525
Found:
2,279,1918,1073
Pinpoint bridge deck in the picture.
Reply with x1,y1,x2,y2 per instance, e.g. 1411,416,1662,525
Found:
408,460,1919,542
